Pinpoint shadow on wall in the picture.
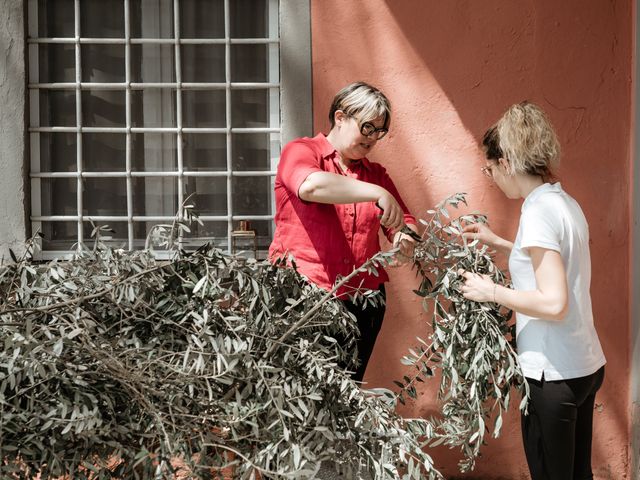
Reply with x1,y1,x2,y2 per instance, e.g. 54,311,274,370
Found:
374,1,631,478
310,0,631,477
310,0,630,476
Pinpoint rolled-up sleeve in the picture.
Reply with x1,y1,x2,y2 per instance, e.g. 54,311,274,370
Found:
277,141,323,197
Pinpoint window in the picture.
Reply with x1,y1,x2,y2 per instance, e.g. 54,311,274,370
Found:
28,0,280,257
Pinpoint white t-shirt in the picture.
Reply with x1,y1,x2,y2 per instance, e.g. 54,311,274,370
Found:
509,182,606,381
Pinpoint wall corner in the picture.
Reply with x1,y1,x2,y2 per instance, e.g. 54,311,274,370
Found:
279,0,313,146
0,0,28,262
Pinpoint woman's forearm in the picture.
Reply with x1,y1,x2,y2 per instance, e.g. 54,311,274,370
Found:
493,237,514,256
298,171,386,204
494,284,568,320
461,272,568,320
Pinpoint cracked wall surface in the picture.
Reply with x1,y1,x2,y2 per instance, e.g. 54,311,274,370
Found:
0,0,27,262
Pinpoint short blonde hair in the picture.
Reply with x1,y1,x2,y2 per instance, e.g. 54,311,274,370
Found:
482,102,560,178
328,82,391,129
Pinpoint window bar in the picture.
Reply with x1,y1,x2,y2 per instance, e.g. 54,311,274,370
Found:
174,0,185,248
28,37,280,46
27,0,43,247
124,0,133,249
30,171,276,178
268,0,280,235
225,0,233,253
30,126,280,134
74,0,84,248
29,82,280,90
32,215,265,222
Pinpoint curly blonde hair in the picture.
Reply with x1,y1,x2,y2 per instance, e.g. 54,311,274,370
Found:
482,102,560,178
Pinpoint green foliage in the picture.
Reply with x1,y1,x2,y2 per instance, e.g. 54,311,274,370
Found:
0,218,439,479
398,193,529,472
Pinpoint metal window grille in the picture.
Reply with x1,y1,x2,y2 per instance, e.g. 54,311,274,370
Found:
27,0,280,259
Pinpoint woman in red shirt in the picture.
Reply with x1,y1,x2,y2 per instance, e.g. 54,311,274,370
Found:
269,82,417,382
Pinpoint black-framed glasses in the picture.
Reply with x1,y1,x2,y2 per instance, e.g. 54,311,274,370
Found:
360,121,388,139
481,165,493,178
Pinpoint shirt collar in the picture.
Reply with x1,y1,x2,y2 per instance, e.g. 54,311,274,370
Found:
315,133,337,159
522,182,562,212
313,133,372,171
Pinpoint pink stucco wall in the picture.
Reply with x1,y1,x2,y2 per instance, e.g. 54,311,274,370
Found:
311,1,632,478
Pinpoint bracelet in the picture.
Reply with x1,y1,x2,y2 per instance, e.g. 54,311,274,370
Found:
492,283,497,303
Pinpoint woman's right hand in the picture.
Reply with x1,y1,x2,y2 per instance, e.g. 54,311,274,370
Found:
463,223,499,247
463,222,514,255
376,192,405,231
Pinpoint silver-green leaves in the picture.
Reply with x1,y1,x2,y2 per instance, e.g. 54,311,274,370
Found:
398,193,529,473
0,229,439,479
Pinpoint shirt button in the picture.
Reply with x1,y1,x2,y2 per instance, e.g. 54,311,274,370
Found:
343,258,350,264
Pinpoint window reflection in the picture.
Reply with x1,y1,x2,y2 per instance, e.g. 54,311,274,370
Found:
80,0,124,38
232,176,271,216
180,0,225,39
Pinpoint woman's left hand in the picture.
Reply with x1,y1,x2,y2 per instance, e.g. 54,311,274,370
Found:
391,229,417,265
458,269,495,303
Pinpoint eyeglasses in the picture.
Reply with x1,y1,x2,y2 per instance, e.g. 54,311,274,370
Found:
359,121,388,139
480,165,493,178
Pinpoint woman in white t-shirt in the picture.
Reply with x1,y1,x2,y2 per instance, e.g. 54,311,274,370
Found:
459,102,606,480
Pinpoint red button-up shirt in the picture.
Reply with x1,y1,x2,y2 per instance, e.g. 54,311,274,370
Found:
269,133,416,297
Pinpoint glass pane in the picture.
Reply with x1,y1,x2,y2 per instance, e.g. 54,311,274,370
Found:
231,89,268,128
231,44,267,82
232,176,271,215
83,133,125,171
182,91,225,128
132,221,173,249
39,133,76,172
180,0,224,39
184,221,227,248
131,133,177,171
183,134,226,171
132,177,178,216
232,133,270,171
131,89,176,127
234,219,272,250
82,44,125,83
41,178,77,215
38,0,74,38
83,178,127,215
185,177,227,215
130,0,174,38
82,90,126,127
182,45,225,83
83,221,128,246
42,222,77,250
130,44,175,83
230,0,267,38
40,90,76,127
80,0,124,38
37,44,75,83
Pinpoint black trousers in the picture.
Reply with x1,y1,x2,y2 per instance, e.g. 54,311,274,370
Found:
341,286,386,382
521,365,605,480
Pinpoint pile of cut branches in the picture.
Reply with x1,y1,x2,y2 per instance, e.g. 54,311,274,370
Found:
0,222,438,479
0,195,528,479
